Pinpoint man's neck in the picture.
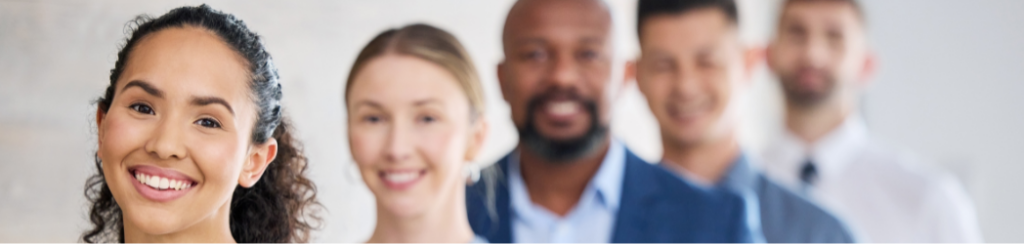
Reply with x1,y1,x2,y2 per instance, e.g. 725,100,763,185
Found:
786,99,852,144
518,137,611,217
123,201,236,243
369,188,474,243
661,131,740,184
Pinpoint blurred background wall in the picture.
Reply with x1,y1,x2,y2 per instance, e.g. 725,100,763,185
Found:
0,0,1021,242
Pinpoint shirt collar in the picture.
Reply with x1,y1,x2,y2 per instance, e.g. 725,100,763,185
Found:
719,153,758,192
507,139,626,223
776,114,870,180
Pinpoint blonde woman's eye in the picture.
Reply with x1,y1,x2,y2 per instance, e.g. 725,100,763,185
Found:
363,115,382,123
129,103,154,115
195,118,221,128
419,115,436,124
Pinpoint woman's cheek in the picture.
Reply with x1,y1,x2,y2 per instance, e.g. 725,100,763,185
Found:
100,111,152,164
191,133,246,190
349,127,385,168
419,125,466,179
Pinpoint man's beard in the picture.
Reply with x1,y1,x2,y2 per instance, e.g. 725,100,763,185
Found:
518,97,609,164
779,69,837,108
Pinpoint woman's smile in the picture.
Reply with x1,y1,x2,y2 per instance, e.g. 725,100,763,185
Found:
379,169,427,191
127,165,199,202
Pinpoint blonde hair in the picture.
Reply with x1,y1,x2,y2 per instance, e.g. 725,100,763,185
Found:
345,23,486,120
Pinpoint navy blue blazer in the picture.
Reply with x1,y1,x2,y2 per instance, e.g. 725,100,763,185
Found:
466,149,760,243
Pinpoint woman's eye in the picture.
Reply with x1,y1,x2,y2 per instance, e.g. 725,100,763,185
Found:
195,118,221,128
419,115,436,124
129,103,154,115
363,115,382,123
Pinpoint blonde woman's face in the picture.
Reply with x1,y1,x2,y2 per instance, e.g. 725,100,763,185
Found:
96,27,268,238
347,54,482,218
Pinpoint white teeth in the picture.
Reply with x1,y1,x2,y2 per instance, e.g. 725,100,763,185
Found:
146,176,159,188
383,171,420,184
548,101,578,116
134,172,191,191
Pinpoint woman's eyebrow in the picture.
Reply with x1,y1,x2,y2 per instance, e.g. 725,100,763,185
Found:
192,96,234,116
121,80,164,98
413,98,442,106
352,100,383,109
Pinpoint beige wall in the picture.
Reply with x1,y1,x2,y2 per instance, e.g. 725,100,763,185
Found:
1,0,1022,242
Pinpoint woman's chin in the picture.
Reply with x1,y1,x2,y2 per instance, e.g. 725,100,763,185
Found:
123,207,188,235
380,197,431,219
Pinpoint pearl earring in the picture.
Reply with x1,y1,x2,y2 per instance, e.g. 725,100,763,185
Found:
465,163,481,184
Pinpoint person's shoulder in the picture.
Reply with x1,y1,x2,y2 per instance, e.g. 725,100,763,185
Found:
854,139,975,212
756,174,857,242
862,143,982,242
757,174,837,219
622,152,745,215
619,152,756,242
857,140,962,191
622,152,721,199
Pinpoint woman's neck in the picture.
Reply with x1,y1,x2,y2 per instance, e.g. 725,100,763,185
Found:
123,201,236,243
368,187,475,243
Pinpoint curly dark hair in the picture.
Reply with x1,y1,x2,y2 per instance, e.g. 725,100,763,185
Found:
83,4,320,242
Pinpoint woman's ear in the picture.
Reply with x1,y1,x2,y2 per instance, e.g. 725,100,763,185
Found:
96,106,106,157
464,118,489,163
239,138,278,188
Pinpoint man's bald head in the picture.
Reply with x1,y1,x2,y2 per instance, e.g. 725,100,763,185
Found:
502,0,613,54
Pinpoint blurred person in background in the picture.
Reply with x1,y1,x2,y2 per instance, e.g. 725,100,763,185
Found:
465,0,759,242
84,5,319,242
629,0,853,242
344,23,489,243
760,0,983,242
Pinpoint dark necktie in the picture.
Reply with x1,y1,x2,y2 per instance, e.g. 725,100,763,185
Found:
799,158,818,193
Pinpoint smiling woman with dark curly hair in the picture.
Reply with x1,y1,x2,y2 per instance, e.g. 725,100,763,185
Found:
83,4,320,243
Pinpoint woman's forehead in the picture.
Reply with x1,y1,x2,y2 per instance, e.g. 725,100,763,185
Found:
118,27,256,112
349,55,468,106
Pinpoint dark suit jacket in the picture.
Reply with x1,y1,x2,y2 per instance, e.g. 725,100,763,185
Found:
466,148,760,243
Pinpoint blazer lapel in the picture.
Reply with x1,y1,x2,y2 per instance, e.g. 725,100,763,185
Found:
611,150,660,242
467,154,514,242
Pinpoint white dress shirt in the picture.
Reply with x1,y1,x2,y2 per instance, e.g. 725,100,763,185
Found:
757,115,983,243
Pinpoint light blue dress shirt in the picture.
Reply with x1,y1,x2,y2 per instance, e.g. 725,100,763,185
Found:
507,140,625,243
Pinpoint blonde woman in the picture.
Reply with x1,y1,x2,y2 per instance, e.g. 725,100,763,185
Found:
344,24,489,243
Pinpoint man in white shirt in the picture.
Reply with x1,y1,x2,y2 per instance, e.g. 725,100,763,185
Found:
760,0,984,242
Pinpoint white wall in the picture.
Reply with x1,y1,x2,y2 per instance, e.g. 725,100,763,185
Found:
0,0,1021,242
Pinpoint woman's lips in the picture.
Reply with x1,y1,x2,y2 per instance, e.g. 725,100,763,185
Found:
127,165,197,202
379,169,426,191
